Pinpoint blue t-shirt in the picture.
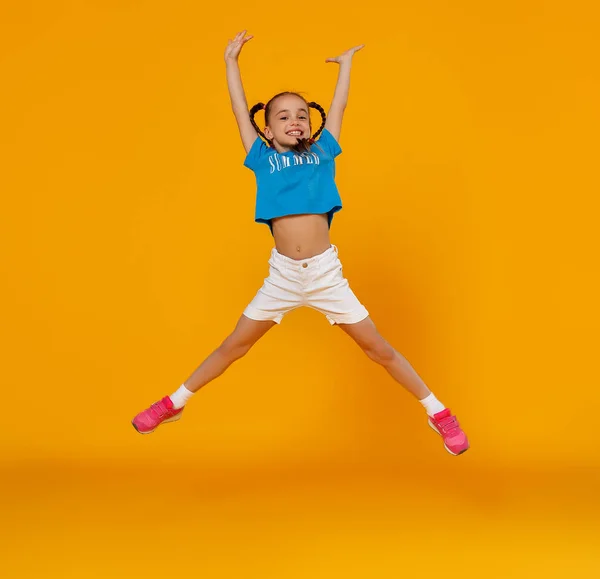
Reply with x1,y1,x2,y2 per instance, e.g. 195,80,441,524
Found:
243,128,343,233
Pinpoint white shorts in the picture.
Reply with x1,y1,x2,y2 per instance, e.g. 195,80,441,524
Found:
243,245,369,325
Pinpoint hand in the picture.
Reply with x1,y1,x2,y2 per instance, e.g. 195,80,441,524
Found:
325,44,365,65
224,30,254,62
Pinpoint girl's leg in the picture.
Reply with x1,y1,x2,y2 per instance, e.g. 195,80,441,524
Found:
132,315,276,434
337,315,470,455
183,314,276,392
336,316,431,400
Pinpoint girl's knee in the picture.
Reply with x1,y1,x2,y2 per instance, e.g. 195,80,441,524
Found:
363,340,395,366
219,336,252,361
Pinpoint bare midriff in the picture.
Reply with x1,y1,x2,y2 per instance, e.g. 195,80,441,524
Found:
272,214,332,259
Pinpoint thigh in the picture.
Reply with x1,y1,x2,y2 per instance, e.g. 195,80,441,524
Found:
337,316,383,348
222,314,276,349
338,317,396,365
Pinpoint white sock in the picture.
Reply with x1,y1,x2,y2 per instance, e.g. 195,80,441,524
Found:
169,384,195,409
419,392,446,417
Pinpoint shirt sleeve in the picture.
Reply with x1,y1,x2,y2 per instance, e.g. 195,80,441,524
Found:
243,137,270,171
316,128,342,158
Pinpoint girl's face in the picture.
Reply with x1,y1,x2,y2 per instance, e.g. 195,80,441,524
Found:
264,94,311,151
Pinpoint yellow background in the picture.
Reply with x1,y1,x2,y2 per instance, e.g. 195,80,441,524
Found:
2,1,599,577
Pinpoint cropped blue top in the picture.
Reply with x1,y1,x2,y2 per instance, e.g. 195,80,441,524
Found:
243,128,343,234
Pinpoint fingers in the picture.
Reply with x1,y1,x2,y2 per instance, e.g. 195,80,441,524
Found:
324,44,365,63
347,44,365,55
233,30,252,43
226,30,253,55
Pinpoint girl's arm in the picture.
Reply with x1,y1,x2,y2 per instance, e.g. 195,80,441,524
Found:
224,30,258,154
324,45,365,142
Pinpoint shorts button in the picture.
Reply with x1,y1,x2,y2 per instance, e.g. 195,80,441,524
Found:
302,263,308,268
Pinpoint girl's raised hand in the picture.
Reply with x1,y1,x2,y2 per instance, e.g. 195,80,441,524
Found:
224,30,254,62
325,44,365,65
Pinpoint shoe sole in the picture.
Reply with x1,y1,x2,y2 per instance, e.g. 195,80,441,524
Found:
132,411,183,435
428,419,469,456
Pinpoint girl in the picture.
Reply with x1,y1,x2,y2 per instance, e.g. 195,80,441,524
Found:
132,31,469,456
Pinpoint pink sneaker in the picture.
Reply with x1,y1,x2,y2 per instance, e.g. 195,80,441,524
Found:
132,396,184,434
428,408,469,455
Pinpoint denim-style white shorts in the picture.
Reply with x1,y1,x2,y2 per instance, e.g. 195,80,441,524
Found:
243,245,369,325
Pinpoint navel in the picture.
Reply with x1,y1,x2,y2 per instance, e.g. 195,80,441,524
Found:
296,246,301,252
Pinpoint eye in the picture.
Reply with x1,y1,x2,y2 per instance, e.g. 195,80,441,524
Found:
299,116,307,120
279,116,288,121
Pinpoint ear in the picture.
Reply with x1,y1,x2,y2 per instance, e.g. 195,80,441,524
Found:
264,126,273,139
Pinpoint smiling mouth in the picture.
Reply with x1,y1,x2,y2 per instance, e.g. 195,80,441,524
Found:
286,131,303,137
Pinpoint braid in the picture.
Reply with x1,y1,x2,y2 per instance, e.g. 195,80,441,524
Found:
307,102,327,142
289,100,327,154
249,102,271,147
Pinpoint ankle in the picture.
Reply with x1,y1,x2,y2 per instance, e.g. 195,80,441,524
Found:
169,384,195,409
419,392,445,417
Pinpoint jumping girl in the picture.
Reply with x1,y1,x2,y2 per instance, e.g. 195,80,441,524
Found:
132,31,470,456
